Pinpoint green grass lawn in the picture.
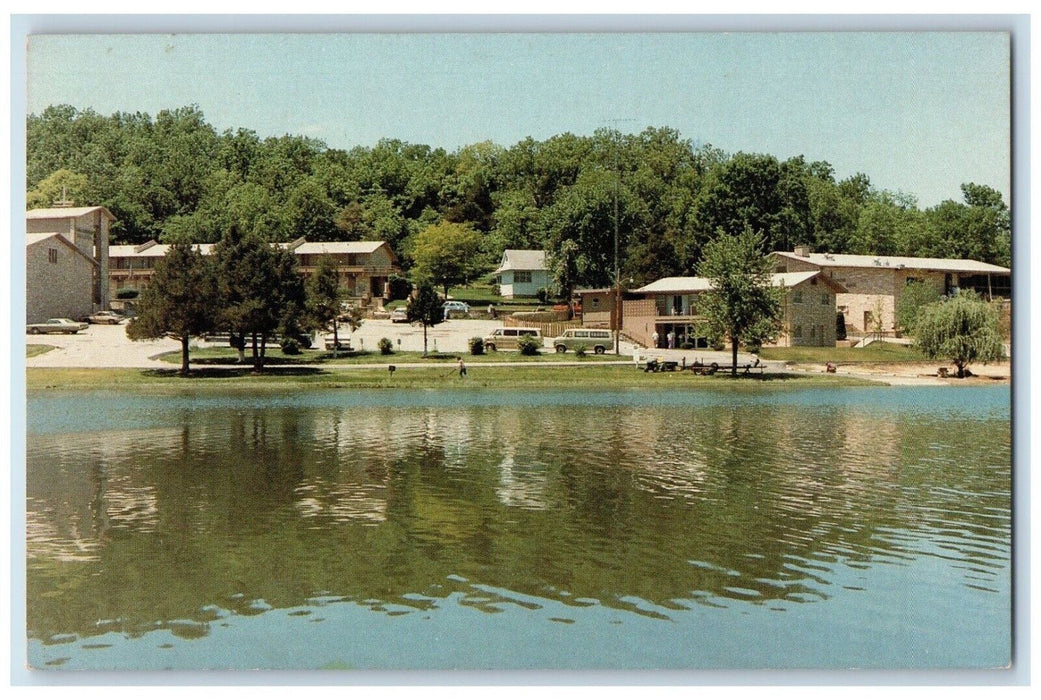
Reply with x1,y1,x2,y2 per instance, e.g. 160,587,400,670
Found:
759,343,927,364
27,364,882,393
26,344,56,358
161,346,621,365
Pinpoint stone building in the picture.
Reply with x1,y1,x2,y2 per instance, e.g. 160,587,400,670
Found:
25,232,97,323
770,246,1011,337
26,205,115,310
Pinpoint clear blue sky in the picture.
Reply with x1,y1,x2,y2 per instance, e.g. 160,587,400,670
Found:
26,30,1010,208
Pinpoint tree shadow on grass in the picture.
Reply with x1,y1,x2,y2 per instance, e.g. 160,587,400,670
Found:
141,366,327,379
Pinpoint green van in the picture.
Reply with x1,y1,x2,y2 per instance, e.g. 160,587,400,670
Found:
550,328,613,354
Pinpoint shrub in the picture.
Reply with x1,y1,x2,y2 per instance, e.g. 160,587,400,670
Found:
535,287,550,304
469,336,485,355
280,337,301,355
517,334,540,356
387,275,412,302
116,288,140,299
574,344,587,358
378,337,394,355
680,341,695,350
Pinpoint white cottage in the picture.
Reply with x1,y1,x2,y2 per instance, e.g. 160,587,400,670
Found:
493,249,550,298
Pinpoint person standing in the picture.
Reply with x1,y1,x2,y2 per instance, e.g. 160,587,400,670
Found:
651,330,659,348
667,330,676,349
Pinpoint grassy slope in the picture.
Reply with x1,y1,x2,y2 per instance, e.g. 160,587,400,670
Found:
759,343,927,364
26,344,56,358
26,365,881,393
160,347,622,365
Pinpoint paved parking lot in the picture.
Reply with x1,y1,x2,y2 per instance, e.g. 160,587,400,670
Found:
25,323,180,368
25,319,639,368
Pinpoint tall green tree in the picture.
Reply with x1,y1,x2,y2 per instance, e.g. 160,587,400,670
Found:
125,242,217,375
895,280,943,336
26,169,89,209
213,226,288,371
913,292,1006,378
410,221,487,297
306,254,347,356
406,281,445,356
697,229,783,375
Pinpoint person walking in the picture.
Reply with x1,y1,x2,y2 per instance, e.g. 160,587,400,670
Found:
457,356,467,378
651,330,659,348
667,330,676,349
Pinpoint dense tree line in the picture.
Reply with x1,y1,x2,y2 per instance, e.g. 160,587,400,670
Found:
28,104,1011,296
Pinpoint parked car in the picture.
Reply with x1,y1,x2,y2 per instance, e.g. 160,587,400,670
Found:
390,308,409,323
482,327,542,352
26,318,89,334
442,300,470,318
87,310,125,325
550,328,613,354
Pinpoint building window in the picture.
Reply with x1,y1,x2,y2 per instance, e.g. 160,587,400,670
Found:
906,276,924,286
591,298,600,309
794,325,803,339
48,248,58,264
810,326,817,340
791,291,803,303
821,293,830,305
515,271,532,284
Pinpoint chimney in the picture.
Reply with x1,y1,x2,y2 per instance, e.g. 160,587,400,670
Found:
794,245,811,257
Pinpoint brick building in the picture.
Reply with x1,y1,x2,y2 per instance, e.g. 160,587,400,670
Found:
108,238,399,310
622,271,845,349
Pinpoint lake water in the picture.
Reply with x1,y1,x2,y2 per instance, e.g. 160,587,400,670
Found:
25,385,1011,670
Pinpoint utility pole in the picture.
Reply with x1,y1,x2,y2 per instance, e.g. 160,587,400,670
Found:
614,136,620,355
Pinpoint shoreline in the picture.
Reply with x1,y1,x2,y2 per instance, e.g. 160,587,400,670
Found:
24,363,1010,394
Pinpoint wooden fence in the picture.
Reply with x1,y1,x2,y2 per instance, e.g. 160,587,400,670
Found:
503,315,581,339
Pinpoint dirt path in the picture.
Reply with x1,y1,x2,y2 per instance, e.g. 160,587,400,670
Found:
785,360,1011,386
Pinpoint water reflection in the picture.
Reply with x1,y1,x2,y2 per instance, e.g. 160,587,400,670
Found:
27,389,1010,652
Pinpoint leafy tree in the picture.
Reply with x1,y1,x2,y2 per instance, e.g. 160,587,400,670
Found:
406,281,445,356
125,242,217,375
896,280,944,335
547,239,580,307
306,254,346,356
26,169,89,209
212,226,292,371
283,177,340,241
410,221,487,297
922,183,1010,266
697,229,783,376
913,291,1006,378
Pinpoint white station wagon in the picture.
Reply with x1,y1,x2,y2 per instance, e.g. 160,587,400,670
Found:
550,328,613,354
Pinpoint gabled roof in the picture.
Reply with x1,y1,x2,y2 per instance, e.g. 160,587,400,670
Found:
25,232,98,266
108,238,396,263
771,250,1010,274
293,240,393,257
109,241,214,257
633,271,847,295
494,249,548,273
26,206,117,221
